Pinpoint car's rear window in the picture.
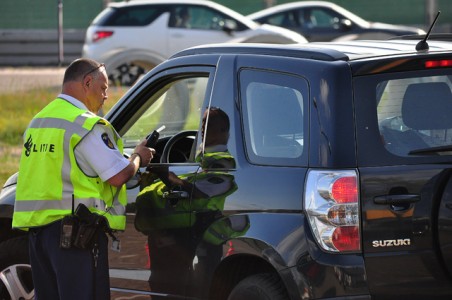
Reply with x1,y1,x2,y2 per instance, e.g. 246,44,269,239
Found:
93,5,167,26
377,75,452,157
354,66,452,166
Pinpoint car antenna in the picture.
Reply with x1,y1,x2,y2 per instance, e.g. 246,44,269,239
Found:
416,10,441,51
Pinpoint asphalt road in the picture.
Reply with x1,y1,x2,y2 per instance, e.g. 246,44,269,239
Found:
0,67,66,94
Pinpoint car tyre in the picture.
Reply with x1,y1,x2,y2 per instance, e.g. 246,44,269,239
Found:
227,273,289,300
109,62,146,86
0,236,33,300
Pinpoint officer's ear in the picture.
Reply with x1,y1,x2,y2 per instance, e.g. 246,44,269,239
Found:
83,77,91,88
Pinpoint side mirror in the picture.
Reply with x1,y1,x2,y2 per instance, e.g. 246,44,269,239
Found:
222,19,237,35
339,19,352,31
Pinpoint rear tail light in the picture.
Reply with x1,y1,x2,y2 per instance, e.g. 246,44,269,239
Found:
92,31,114,42
305,170,360,252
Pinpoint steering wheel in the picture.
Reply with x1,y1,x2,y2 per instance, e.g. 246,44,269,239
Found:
161,130,197,163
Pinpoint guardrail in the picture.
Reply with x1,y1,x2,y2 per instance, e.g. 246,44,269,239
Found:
1,26,450,67
0,29,85,66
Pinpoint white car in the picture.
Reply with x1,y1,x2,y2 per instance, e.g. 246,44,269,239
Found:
82,0,307,85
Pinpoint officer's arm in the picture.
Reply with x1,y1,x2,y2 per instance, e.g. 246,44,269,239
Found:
108,139,154,187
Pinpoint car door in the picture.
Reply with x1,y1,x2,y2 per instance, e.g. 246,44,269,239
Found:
183,54,310,298
167,5,248,55
355,67,452,298
106,64,216,299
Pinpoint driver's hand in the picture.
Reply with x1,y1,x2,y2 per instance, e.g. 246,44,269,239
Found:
139,171,159,189
134,139,155,167
146,165,169,175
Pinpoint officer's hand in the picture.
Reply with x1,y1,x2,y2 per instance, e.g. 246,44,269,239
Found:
133,139,155,167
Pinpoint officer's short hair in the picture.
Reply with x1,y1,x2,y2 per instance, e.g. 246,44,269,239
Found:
63,58,104,83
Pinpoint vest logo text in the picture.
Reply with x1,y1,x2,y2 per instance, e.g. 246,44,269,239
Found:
24,135,56,157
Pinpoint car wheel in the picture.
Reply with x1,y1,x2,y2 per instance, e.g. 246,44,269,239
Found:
109,62,146,86
227,273,289,300
0,236,34,300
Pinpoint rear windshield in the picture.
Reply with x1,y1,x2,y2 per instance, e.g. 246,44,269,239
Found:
377,74,452,157
354,65,452,165
92,5,167,26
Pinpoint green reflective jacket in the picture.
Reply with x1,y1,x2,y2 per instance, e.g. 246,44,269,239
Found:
135,151,237,232
13,98,127,230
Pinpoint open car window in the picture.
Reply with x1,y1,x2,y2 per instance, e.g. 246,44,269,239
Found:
121,76,209,162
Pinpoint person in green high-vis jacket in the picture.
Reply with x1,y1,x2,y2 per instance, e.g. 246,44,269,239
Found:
136,107,241,294
12,58,155,300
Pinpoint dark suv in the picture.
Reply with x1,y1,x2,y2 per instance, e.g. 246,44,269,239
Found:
2,35,452,299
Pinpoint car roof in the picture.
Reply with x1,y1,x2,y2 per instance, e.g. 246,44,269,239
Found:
307,38,452,59
174,36,452,60
247,1,369,27
110,0,226,7
108,0,258,28
172,36,452,74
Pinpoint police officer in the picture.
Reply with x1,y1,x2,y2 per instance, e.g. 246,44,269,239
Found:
12,58,154,300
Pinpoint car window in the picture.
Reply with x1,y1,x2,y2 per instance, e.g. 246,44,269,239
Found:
240,69,306,166
168,5,240,31
377,75,452,156
259,12,297,28
301,8,342,29
121,76,208,156
97,5,167,26
169,6,192,28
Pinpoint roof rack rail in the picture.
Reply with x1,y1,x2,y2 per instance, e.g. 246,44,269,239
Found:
172,44,349,62
391,33,452,42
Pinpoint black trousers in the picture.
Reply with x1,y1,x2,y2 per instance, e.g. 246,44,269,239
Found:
28,220,110,300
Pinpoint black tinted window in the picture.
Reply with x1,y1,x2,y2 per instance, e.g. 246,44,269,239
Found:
95,5,167,26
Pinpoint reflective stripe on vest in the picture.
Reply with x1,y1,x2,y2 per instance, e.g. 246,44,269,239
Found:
13,98,126,230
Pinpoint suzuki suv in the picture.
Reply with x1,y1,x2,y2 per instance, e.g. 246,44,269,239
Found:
2,34,452,299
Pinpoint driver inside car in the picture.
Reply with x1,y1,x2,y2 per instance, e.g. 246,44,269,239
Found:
134,107,237,294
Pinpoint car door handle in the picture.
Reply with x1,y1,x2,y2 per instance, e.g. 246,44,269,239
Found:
373,194,420,205
171,33,184,38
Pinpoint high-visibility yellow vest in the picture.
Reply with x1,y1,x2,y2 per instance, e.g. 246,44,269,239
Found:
135,151,237,232
196,151,236,169
12,98,127,230
202,215,250,245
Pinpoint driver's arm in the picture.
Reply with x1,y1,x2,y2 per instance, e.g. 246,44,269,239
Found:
148,165,208,199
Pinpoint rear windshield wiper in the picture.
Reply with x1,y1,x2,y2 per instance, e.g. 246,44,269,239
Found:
409,145,452,155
